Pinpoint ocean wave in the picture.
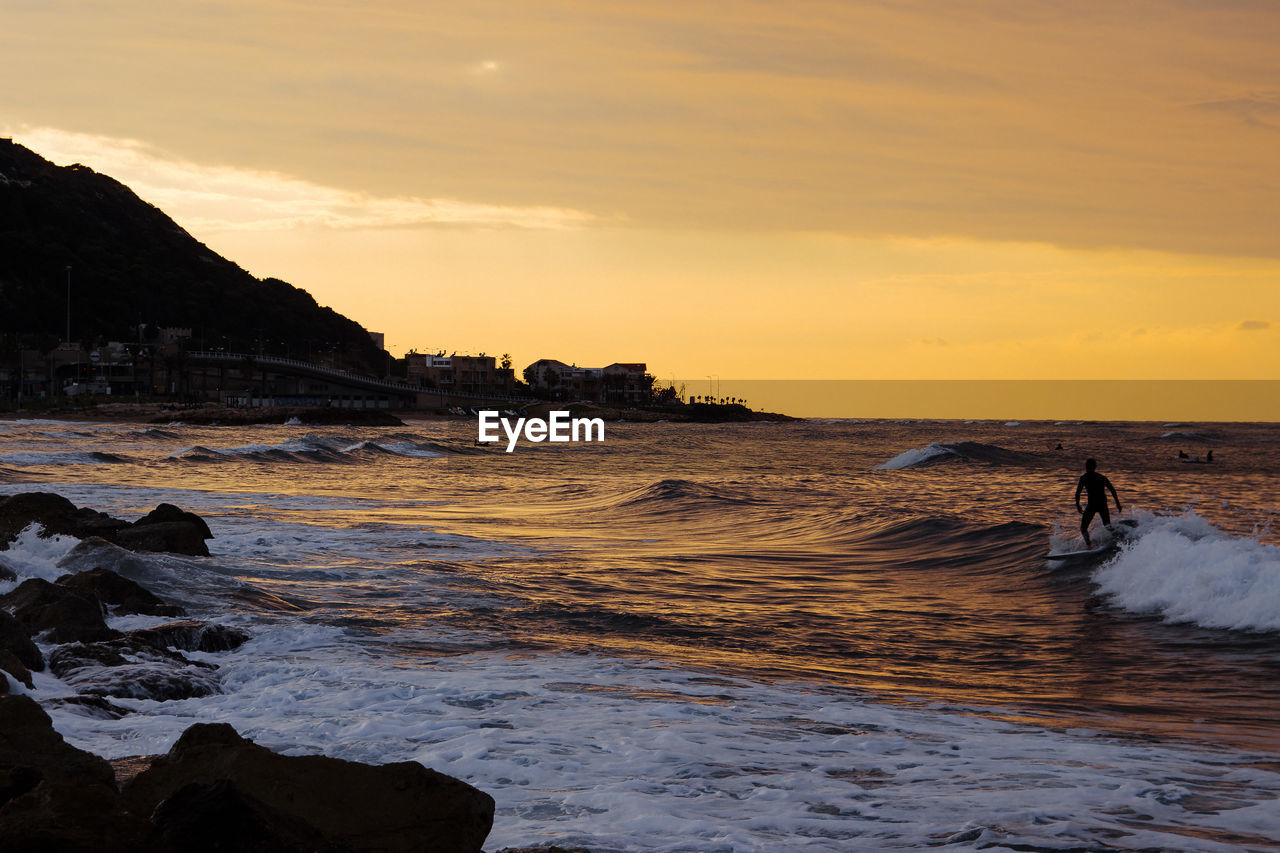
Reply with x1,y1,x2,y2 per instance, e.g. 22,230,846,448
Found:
1160,431,1220,442
136,427,181,439
168,437,442,463
612,479,762,510
875,441,1033,470
340,440,442,459
0,450,129,466
1093,512,1280,633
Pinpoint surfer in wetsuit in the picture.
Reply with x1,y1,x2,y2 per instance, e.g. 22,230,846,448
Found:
1075,458,1122,548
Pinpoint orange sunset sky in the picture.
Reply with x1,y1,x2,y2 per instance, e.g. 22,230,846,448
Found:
3,1,1277,382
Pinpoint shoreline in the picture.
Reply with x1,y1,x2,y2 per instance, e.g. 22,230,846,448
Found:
0,400,797,426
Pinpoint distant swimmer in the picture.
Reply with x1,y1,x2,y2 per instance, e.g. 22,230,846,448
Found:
1207,450,1214,462
1074,458,1122,548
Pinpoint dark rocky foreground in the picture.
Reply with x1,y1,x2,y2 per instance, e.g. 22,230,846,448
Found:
0,492,517,852
0,696,495,852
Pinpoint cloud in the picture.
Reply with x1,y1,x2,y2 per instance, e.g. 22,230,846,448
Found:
1192,93,1280,129
7,126,592,233
1238,319,1271,330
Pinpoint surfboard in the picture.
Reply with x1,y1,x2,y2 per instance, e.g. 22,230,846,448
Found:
1044,542,1119,561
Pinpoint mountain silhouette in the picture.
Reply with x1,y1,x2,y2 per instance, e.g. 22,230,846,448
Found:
0,138,384,372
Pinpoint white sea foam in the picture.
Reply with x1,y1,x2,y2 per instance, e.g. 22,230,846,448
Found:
41,631,1280,852
1094,512,1280,633
0,524,82,590
874,443,957,470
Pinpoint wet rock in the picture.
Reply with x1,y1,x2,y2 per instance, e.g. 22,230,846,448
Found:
0,609,44,673
0,565,14,582
0,578,119,643
130,620,248,652
0,650,33,689
134,503,214,540
0,492,213,558
0,694,116,795
0,685,148,853
124,723,495,853
43,695,133,720
114,521,210,557
0,492,130,549
56,567,186,617
60,663,221,702
0,697,152,850
49,639,220,702
150,779,337,853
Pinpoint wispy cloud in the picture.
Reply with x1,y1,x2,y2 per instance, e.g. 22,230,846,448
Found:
1238,319,1271,330
1192,92,1280,130
8,126,593,233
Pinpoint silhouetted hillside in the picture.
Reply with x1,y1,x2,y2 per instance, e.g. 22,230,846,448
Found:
0,138,385,372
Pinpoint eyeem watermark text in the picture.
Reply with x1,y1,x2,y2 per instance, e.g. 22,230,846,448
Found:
478,410,605,452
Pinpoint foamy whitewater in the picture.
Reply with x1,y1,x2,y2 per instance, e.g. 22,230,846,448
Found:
2,416,1279,850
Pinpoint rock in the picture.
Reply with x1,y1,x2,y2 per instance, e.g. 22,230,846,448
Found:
124,723,495,853
49,639,220,702
0,492,130,549
134,503,214,540
0,696,152,850
56,567,186,617
0,694,116,795
0,609,44,672
43,695,133,720
0,492,213,558
0,564,14,582
114,522,210,557
0,578,119,643
129,620,248,652
0,650,33,689
0,780,153,853
150,780,336,853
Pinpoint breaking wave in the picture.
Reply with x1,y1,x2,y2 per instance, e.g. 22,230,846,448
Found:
1093,512,1280,633
875,441,1034,470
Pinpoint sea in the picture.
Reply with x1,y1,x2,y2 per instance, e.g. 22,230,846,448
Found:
1,415,1279,851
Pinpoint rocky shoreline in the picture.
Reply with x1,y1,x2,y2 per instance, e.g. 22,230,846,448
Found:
0,493,586,853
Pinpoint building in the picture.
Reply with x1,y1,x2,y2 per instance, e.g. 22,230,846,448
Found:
524,359,651,403
405,353,514,396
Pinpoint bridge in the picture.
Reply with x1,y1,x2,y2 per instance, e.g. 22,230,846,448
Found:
183,351,538,408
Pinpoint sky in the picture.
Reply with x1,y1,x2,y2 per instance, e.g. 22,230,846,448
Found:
2,0,1278,382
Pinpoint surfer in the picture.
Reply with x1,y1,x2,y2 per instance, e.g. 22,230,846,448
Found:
1074,458,1122,548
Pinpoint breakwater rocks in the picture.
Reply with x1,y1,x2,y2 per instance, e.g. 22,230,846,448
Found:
0,493,214,557
0,697,495,852
1,494,498,851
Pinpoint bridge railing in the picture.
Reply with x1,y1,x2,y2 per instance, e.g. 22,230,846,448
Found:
184,351,539,403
